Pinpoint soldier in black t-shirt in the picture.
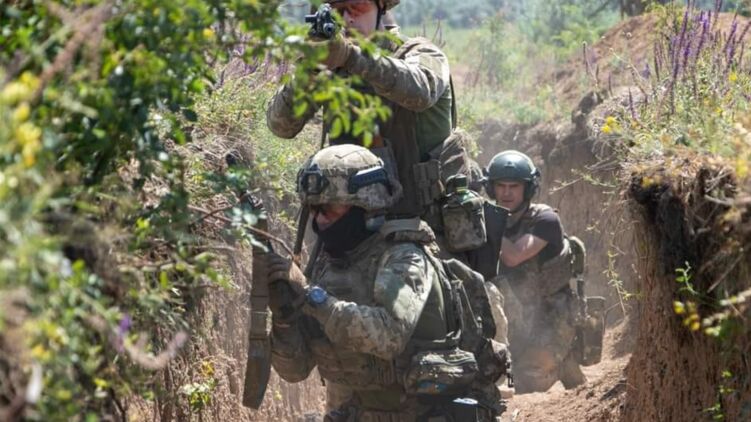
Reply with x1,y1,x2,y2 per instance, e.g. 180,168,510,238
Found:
486,150,586,394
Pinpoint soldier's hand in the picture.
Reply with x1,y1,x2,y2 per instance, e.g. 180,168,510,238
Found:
263,252,307,297
314,34,353,70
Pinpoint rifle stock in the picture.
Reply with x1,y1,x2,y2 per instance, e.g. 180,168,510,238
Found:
242,195,272,409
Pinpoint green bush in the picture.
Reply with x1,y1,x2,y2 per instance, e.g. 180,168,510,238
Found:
0,1,387,419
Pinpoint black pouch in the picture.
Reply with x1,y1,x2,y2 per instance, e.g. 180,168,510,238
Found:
403,348,478,396
418,397,482,422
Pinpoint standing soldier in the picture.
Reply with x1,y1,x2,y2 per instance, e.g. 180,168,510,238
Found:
267,0,461,228
486,150,586,393
259,144,506,421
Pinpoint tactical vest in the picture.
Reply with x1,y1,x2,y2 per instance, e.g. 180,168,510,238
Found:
499,204,574,306
306,223,449,409
327,35,461,219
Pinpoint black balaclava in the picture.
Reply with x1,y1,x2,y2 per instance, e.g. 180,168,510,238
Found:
312,206,376,258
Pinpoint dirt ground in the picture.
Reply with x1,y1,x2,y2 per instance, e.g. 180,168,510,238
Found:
503,323,630,422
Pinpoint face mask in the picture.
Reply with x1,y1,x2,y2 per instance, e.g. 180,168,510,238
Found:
312,206,375,258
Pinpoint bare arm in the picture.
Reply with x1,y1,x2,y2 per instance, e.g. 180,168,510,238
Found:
500,234,548,268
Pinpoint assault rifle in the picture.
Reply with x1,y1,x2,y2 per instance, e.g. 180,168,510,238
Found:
226,150,298,409
305,3,338,40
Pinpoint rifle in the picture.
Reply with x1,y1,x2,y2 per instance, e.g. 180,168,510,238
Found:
242,193,272,409
305,3,338,40
240,191,305,410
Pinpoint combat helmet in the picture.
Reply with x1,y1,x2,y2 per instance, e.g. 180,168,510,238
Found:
297,144,402,212
486,150,541,201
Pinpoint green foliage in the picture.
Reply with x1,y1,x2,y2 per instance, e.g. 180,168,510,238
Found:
423,3,616,127
704,370,736,420
394,0,504,28
613,4,751,160
0,1,388,419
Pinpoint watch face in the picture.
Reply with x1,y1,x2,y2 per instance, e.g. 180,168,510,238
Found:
309,287,327,305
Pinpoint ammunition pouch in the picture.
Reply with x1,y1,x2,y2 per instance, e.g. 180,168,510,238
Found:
441,188,487,253
403,347,478,396
413,159,443,208
575,296,605,366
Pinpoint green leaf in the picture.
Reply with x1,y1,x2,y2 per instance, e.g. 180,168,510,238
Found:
329,117,343,138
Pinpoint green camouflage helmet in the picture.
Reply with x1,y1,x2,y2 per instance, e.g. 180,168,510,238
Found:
486,150,540,200
297,144,402,211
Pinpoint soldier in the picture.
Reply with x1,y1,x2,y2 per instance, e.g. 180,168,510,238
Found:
259,144,504,421
486,150,586,393
267,0,458,226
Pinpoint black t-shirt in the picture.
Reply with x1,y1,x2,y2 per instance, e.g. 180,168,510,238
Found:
505,206,564,264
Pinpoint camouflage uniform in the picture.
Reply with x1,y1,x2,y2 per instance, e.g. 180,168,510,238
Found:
270,145,501,421
498,204,585,393
267,27,454,220
271,218,450,420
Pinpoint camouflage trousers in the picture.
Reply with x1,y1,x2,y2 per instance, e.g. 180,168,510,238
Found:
501,285,585,393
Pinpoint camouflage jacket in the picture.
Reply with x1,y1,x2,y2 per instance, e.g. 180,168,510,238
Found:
267,28,453,217
266,27,451,143
270,219,447,411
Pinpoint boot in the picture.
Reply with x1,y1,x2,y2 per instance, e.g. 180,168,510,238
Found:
559,352,586,389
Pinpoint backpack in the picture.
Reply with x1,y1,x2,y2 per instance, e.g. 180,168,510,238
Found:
402,253,510,398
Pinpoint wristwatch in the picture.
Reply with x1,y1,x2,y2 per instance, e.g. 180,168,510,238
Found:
306,286,329,307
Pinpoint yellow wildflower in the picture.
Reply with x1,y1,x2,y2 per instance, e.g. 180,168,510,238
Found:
201,360,215,377
729,71,738,82
605,116,617,126
20,71,40,91
23,143,41,167
1,82,30,104
31,344,52,362
202,28,216,41
601,124,612,134
12,102,31,123
15,122,41,146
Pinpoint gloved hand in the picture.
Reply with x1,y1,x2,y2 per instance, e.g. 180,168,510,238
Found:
262,252,307,297
313,34,355,70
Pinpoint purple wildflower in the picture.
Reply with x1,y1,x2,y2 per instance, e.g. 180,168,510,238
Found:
682,37,693,78
119,314,132,334
725,18,738,53
642,60,651,80
113,314,133,353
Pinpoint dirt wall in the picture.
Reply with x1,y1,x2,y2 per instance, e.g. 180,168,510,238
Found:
622,165,751,422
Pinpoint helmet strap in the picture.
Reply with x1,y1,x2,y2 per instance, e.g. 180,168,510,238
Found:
375,1,385,31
